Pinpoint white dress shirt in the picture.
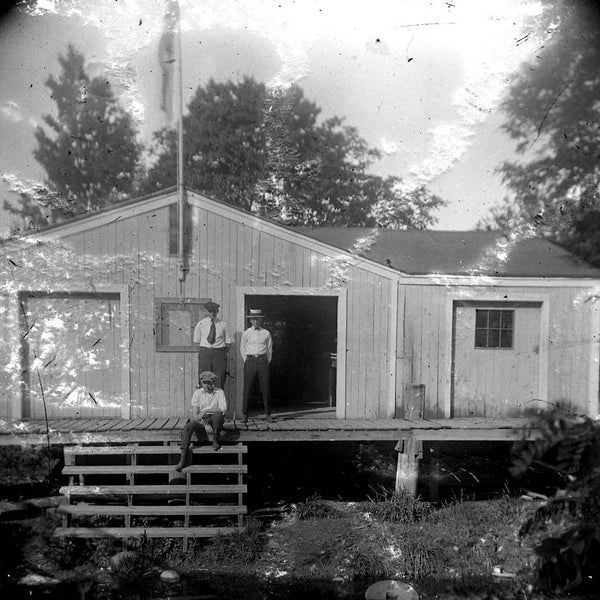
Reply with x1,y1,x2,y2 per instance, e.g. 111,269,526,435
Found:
191,387,228,417
240,326,272,362
193,317,232,349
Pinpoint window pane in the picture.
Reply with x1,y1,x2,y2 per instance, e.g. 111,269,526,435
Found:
488,328,500,347
488,310,501,329
475,310,488,328
501,310,514,329
500,329,513,348
475,328,488,347
165,309,192,346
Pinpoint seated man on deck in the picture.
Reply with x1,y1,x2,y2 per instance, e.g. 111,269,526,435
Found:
175,371,227,471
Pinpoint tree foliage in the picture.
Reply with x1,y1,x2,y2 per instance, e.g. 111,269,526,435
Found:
513,409,600,592
491,0,600,265
20,45,141,223
141,77,444,228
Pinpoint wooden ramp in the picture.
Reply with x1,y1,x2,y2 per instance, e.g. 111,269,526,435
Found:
56,442,247,540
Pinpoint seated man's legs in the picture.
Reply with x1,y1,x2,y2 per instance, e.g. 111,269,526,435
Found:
203,411,225,449
175,419,208,471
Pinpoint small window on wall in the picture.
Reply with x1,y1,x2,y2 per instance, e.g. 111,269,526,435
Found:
475,309,514,349
155,297,210,352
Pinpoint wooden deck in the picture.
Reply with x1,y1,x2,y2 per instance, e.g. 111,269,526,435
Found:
0,414,537,446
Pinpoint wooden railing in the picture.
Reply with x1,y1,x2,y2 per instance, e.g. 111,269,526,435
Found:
56,442,247,540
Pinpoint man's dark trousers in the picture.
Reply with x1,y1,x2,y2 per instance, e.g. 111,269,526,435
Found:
198,347,227,389
242,355,270,416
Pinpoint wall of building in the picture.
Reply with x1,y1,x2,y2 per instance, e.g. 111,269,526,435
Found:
398,282,599,418
50,198,397,419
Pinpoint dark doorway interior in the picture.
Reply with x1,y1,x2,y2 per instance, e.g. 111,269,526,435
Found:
244,295,338,414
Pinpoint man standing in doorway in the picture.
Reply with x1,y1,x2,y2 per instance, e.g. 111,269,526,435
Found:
193,301,232,390
240,308,273,423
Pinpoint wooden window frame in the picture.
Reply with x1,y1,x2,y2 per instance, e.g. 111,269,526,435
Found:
474,308,515,350
155,297,211,352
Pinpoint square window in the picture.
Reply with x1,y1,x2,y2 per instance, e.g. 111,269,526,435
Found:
155,297,211,352
474,309,514,349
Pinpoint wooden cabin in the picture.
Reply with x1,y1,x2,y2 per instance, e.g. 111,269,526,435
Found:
1,187,599,425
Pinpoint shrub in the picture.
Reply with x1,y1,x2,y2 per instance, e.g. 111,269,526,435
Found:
512,409,600,592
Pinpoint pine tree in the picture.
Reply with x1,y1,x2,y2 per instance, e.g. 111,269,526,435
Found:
33,45,141,220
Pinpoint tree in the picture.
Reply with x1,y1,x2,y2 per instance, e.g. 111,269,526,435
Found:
141,77,445,227
30,45,141,221
489,0,600,265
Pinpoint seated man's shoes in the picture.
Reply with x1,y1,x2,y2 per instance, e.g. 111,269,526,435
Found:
212,437,221,451
175,456,187,472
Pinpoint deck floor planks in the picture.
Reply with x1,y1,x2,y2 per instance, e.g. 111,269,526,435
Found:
133,418,158,430
148,417,170,430
50,419,80,432
273,419,297,431
264,419,285,431
402,418,441,430
68,419,110,433
299,419,330,430
163,417,181,430
327,419,356,430
48,419,81,432
120,418,150,431
1,416,536,445
95,419,129,432
105,419,138,432
318,420,346,431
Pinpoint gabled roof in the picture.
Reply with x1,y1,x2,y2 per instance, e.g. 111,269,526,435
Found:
295,228,600,278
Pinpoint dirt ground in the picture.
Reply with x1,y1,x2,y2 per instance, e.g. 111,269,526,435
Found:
0,496,561,599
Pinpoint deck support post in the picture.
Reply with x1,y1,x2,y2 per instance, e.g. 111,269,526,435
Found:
394,436,422,496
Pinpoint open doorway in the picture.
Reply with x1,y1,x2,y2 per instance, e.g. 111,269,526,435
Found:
244,294,338,415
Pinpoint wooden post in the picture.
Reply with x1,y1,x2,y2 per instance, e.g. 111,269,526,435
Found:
404,384,425,419
395,436,422,496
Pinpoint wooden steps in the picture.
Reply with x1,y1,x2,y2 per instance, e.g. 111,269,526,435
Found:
60,505,247,516
55,527,240,538
57,442,248,541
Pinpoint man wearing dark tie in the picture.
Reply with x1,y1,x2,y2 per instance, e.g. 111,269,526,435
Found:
193,301,231,389
240,308,273,423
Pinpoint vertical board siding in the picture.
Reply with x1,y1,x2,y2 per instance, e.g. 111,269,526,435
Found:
400,283,596,418
17,198,597,422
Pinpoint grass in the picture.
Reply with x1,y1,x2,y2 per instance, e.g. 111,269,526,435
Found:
3,493,544,599
295,493,344,520
362,485,433,523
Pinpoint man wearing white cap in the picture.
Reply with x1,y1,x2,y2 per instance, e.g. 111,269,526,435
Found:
240,309,273,423
175,370,228,471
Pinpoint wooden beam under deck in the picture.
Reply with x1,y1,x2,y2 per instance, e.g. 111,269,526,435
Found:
0,416,536,446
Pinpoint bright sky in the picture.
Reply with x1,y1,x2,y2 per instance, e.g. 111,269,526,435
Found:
0,0,551,235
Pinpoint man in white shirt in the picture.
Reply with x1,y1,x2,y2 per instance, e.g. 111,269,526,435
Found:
240,308,273,423
193,301,232,390
175,371,228,471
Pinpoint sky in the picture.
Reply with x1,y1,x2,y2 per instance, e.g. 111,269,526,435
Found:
0,0,553,235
